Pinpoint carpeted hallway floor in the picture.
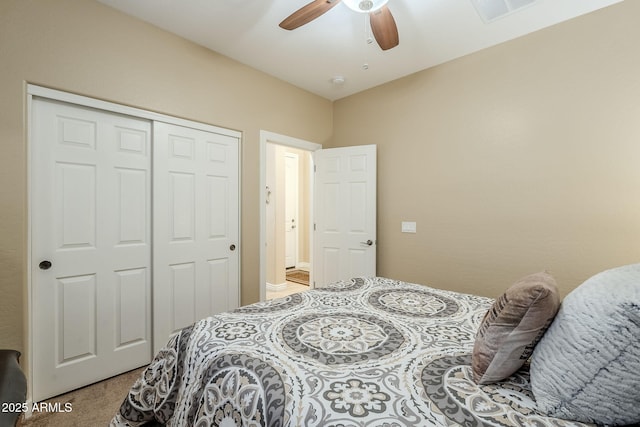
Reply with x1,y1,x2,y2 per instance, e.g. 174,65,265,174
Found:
18,366,145,427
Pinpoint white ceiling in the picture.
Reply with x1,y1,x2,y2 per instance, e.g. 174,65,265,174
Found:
97,0,622,101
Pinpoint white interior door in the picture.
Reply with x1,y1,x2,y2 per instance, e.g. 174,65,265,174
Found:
31,98,152,401
285,152,299,269
313,145,377,286
153,122,239,352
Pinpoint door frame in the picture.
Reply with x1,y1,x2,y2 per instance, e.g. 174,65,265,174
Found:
259,131,320,301
26,84,242,408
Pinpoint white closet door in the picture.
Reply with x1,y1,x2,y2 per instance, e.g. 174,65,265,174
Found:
153,122,240,352
31,98,152,402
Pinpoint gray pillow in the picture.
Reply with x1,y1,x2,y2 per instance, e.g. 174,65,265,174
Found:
530,263,640,426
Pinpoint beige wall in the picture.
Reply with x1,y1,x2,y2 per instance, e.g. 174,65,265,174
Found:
0,0,332,354
298,149,311,264
265,143,286,286
331,0,640,298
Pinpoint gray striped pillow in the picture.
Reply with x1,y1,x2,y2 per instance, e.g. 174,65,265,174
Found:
472,271,560,384
530,264,640,426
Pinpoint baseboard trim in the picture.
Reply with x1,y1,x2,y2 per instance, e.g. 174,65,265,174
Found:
297,262,310,271
23,399,33,419
266,282,287,292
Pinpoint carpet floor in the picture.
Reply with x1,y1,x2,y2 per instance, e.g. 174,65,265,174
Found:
18,366,145,427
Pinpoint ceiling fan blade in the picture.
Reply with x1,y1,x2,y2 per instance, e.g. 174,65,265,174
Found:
370,5,399,50
279,0,341,30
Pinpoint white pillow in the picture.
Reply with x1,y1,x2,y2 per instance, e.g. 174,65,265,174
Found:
530,264,640,426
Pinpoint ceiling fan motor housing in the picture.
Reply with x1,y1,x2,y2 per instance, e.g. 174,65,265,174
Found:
342,0,389,13
359,0,374,11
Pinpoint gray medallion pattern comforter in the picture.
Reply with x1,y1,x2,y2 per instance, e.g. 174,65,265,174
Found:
110,277,593,427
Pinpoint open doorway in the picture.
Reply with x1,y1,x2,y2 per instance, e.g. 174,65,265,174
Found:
259,131,321,301
265,144,312,299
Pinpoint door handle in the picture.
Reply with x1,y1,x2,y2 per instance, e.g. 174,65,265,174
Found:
39,260,52,270
360,240,373,246
230,244,236,251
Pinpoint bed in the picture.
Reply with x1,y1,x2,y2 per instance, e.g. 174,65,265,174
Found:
110,276,595,427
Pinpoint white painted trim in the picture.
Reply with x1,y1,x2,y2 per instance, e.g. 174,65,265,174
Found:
297,262,311,271
23,399,33,419
266,282,288,292
25,87,35,414
27,84,241,138
259,131,321,301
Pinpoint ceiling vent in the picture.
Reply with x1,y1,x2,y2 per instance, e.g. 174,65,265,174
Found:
471,0,538,23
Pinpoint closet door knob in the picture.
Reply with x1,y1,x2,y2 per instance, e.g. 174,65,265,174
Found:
230,244,236,251
39,260,52,270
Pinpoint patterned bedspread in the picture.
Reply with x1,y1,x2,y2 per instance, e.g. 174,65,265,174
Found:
110,277,592,427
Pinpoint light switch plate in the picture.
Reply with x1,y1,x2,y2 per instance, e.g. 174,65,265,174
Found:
401,221,417,233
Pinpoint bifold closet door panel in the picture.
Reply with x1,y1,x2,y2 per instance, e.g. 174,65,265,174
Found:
31,98,152,402
153,122,240,352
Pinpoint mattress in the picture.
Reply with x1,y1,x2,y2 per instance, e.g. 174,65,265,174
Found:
110,277,593,426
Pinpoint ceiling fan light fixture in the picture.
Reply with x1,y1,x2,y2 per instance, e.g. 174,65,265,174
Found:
342,0,389,13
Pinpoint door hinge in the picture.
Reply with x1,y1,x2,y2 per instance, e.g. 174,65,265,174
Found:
314,223,316,231
314,165,317,173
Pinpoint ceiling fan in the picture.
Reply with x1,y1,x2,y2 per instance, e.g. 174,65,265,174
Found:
279,0,399,51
